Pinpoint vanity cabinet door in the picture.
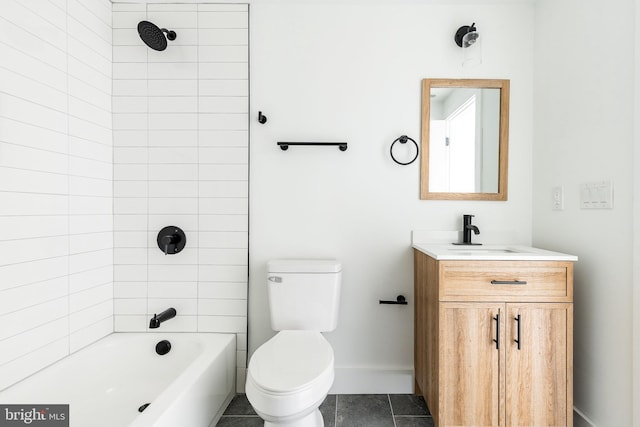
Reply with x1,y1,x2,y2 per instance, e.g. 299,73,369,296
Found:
505,303,573,427
440,302,504,427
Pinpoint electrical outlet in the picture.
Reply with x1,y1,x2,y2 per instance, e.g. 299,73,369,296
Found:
552,186,564,211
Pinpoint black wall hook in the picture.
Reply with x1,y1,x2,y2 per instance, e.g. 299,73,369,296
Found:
258,111,267,124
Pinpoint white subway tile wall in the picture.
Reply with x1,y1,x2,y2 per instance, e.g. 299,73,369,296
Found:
0,0,113,390
112,3,249,390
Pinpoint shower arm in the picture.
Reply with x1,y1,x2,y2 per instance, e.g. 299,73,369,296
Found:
161,28,177,41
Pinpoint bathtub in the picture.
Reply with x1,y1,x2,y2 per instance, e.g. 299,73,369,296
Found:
0,333,236,427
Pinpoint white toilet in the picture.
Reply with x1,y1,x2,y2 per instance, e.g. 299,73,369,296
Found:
245,259,342,427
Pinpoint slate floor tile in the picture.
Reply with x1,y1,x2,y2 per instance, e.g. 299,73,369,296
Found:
394,416,436,427
389,394,431,416
216,416,263,427
216,393,435,427
222,394,256,416
320,394,337,427
336,394,394,427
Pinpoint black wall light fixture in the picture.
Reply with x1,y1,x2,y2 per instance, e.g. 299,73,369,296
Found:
454,22,481,66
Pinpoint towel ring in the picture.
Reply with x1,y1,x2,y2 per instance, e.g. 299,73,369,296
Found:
390,135,419,165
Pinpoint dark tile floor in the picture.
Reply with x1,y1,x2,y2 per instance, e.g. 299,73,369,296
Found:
216,394,434,427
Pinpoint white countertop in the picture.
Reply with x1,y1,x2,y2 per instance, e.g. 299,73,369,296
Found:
413,243,578,261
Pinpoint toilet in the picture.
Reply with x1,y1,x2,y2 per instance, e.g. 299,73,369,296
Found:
245,259,342,427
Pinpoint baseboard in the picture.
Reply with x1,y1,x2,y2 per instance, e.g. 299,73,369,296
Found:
574,406,598,427
330,367,413,394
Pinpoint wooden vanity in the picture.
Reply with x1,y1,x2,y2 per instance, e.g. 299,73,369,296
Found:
413,244,577,427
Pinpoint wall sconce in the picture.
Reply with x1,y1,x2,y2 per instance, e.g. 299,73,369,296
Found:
454,23,481,67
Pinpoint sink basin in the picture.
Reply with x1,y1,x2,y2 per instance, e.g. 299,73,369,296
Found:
448,247,518,254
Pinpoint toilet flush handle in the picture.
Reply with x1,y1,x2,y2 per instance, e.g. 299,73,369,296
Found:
268,276,282,283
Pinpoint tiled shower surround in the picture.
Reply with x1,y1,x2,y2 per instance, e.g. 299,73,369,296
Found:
112,3,249,388
0,1,248,392
0,0,114,390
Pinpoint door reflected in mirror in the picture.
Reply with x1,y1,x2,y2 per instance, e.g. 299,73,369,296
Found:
421,79,509,200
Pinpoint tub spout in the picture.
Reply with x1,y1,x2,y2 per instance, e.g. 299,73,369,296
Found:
149,308,177,329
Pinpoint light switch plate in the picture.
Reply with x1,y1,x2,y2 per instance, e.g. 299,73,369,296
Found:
552,186,564,211
580,181,613,209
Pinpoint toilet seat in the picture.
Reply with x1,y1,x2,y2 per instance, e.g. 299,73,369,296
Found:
248,330,333,394
246,331,334,422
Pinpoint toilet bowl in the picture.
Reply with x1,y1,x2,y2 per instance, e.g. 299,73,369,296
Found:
246,259,342,427
245,331,334,427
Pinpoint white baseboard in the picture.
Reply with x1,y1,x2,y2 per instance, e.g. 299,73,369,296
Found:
574,406,598,427
330,367,413,394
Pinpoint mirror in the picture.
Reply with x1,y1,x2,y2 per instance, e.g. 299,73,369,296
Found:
420,79,509,200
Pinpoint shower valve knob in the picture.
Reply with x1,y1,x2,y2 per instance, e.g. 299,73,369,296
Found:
157,226,186,255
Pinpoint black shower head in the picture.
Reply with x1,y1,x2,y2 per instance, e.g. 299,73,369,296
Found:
137,21,177,51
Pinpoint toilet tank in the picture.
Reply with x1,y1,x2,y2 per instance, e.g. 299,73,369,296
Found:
267,259,342,332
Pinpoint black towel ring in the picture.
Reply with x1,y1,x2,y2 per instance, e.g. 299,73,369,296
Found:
390,135,419,165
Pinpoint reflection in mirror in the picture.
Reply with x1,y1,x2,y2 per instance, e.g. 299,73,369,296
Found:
429,87,500,192
420,79,509,201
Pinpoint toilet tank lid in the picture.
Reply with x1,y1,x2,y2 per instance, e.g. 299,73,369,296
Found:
267,259,342,273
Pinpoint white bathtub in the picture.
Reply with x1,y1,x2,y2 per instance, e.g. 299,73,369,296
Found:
0,333,236,427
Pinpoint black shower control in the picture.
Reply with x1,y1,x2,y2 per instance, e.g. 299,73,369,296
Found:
157,226,186,255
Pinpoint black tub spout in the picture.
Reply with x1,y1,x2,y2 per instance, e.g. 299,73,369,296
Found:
149,308,177,329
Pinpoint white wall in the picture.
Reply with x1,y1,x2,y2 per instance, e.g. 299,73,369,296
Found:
533,0,635,425
111,2,249,390
635,2,640,425
249,1,535,392
0,0,113,390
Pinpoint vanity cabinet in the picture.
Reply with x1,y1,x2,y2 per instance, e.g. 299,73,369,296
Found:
414,250,574,427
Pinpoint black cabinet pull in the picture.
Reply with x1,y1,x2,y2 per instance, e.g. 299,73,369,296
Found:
514,314,522,350
491,280,527,285
492,313,500,350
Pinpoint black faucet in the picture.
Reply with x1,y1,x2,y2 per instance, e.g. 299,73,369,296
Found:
460,214,481,245
149,308,177,329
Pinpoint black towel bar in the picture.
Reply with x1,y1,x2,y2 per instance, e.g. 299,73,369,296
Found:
277,142,348,151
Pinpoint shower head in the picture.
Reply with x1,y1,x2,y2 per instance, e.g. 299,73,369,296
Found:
137,21,177,51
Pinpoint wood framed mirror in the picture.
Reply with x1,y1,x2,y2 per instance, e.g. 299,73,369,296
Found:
420,78,510,200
